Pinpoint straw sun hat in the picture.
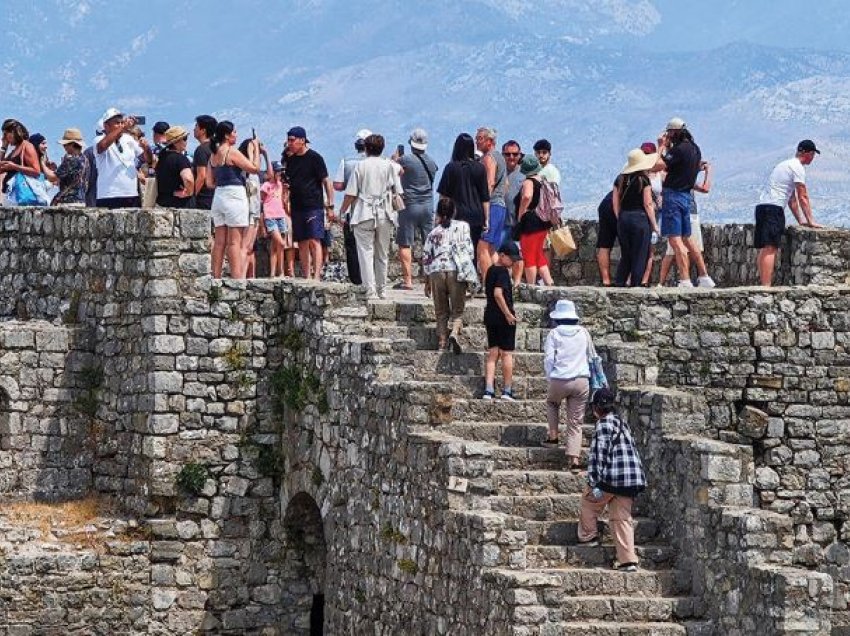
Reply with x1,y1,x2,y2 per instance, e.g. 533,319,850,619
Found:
621,148,658,175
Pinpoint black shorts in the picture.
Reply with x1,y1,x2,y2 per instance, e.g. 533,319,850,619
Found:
754,204,785,249
597,201,618,249
485,323,516,351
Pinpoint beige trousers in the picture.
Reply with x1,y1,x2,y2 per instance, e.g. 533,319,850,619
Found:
578,489,638,565
546,377,590,458
353,217,394,296
430,270,467,341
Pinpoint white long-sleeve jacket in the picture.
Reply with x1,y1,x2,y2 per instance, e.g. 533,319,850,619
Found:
544,325,591,380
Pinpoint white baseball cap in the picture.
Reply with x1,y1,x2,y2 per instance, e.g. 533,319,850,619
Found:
355,128,372,141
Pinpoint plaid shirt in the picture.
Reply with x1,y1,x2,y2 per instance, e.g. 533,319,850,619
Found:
587,412,646,492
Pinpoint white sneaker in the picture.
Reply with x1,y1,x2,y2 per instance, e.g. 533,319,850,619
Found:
677,280,694,288
697,275,716,289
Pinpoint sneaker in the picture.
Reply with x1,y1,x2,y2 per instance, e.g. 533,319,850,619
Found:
677,280,694,288
577,537,599,547
500,390,515,401
613,561,638,572
482,390,495,400
697,275,716,289
448,334,462,355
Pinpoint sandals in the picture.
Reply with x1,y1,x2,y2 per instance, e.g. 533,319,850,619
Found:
392,282,414,291
613,561,638,572
541,438,560,448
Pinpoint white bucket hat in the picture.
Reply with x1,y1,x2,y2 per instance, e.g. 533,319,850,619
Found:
550,299,579,321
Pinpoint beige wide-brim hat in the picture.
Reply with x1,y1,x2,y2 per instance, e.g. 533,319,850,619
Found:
58,128,85,148
164,125,189,146
621,148,658,175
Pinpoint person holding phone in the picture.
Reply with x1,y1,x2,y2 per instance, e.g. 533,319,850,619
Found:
93,107,152,209
206,120,261,279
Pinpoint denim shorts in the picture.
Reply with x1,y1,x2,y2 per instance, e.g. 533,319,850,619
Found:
264,217,288,234
397,201,434,246
660,190,692,238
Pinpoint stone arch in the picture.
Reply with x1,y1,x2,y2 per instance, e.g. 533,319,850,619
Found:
281,492,327,635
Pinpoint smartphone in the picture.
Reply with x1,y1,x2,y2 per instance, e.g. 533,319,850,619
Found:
252,128,257,140
131,115,146,125
396,144,404,156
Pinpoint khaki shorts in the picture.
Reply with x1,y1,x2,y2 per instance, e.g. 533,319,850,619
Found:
666,212,703,254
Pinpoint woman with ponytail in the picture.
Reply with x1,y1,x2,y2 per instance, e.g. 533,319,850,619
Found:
205,121,261,278
422,197,476,353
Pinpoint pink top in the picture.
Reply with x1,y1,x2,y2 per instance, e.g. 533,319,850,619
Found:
260,181,285,219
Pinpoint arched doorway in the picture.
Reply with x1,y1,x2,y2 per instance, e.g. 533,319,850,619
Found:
281,492,327,635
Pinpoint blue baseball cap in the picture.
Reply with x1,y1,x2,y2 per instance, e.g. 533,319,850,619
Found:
287,126,309,143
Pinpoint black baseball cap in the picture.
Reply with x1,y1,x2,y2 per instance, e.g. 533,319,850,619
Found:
498,242,523,261
591,388,616,408
287,126,310,143
797,139,820,154
152,121,170,135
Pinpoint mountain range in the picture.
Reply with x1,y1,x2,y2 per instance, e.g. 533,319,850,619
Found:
3,0,850,225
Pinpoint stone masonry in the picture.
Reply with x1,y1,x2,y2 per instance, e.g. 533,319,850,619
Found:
0,205,849,634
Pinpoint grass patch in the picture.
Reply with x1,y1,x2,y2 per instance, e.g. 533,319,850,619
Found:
176,462,209,495
397,559,418,575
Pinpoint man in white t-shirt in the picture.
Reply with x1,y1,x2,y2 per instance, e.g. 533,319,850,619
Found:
754,139,822,286
94,107,151,209
533,138,561,185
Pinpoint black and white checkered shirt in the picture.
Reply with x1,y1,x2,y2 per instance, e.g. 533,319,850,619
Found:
587,412,646,493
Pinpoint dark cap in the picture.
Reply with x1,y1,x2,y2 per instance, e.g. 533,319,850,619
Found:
271,161,283,172
287,126,310,142
591,388,616,408
152,121,170,135
797,139,820,154
498,241,523,261
533,138,552,152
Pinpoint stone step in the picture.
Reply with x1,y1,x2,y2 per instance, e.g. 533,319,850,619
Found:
441,421,594,447
413,351,546,377
422,375,550,399
348,323,552,353
526,543,676,570
538,621,686,636
492,470,587,496
492,446,587,471
481,494,582,520
524,517,659,545
368,299,549,328
485,566,691,598
450,397,552,422
542,594,695,622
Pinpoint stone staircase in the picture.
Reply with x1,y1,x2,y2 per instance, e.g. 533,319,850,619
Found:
330,294,701,635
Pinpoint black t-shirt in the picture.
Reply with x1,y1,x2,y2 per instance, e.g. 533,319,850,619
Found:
615,173,650,211
515,178,550,234
284,149,329,210
155,150,193,208
663,140,701,192
484,265,514,325
436,159,490,228
193,142,214,209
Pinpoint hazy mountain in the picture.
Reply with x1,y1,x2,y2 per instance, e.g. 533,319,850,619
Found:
3,1,850,224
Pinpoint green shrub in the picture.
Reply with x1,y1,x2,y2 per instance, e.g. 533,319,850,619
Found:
176,462,208,495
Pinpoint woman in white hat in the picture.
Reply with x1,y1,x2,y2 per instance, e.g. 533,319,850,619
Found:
612,148,660,287
543,299,595,471
44,128,89,206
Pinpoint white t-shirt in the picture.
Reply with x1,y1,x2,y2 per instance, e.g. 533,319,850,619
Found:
94,133,143,199
345,156,402,225
761,157,805,209
539,163,561,185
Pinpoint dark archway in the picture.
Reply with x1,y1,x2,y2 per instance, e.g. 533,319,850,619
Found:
281,492,327,635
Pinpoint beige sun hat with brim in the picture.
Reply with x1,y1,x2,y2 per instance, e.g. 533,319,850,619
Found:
58,128,86,148
164,125,189,146
621,148,658,175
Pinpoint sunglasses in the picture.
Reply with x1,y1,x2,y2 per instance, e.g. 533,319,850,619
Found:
502,152,520,157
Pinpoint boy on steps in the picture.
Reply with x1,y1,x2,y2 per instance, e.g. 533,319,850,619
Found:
483,242,522,400
578,388,647,572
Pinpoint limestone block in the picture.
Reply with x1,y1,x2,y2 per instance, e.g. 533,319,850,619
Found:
738,406,768,438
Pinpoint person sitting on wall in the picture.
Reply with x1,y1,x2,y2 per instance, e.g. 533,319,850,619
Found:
577,388,646,572
755,140,822,287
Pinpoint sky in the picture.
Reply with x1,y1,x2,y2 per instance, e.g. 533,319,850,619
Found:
3,1,850,221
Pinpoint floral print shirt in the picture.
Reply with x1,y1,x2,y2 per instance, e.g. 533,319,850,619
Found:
51,154,89,205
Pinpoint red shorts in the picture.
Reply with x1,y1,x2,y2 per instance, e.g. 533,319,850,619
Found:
520,230,549,268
